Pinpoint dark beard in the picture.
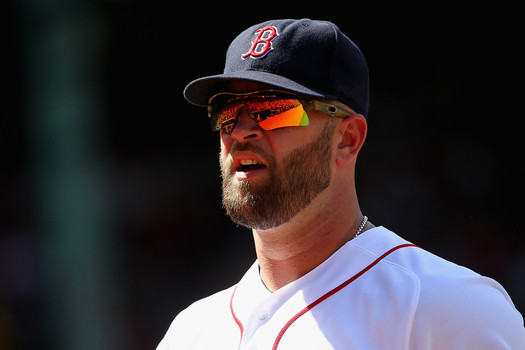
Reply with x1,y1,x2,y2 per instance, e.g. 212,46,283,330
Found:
220,121,335,230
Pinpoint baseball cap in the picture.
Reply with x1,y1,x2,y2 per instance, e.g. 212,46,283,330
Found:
183,18,369,117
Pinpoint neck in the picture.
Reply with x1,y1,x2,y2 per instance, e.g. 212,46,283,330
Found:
252,187,369,292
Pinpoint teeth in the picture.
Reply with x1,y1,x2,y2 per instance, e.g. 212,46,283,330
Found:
240,159,259,165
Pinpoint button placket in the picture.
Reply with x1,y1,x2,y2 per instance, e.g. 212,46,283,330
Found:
260,308,272,319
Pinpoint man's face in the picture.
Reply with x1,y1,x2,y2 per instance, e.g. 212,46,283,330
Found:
220,112,337,230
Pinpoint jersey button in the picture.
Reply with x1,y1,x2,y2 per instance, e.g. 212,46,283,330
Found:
257,311,270,320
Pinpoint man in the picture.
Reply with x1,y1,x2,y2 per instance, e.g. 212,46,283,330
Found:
157,19,525,349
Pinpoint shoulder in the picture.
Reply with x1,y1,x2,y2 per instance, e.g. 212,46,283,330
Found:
358,227,525,349
175,286,234,324
409,255,525,348
156,286,239,350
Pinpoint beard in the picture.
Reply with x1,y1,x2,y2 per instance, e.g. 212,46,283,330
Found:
220,120,336,230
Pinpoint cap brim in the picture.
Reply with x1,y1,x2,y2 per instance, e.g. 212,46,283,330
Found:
183,70,337,106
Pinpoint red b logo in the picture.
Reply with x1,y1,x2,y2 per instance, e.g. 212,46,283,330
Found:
241,26,279,60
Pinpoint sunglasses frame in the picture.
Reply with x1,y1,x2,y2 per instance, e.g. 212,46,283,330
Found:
208,89,354,133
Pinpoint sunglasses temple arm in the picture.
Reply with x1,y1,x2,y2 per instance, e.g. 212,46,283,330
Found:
305,100,353,118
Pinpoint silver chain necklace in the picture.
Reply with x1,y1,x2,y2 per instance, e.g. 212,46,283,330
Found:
353,215,368,239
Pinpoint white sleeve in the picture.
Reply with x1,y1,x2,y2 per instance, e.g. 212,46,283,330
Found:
155,287,239,350
155,308,185,350
410,275,525,349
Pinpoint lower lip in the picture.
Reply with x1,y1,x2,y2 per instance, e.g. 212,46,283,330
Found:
235,167,267,180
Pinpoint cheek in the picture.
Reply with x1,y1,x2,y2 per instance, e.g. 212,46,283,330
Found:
219,135,230,157
267,124,324,159
219,147,230,171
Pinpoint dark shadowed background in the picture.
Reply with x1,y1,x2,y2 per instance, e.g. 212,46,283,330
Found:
4,1,523,349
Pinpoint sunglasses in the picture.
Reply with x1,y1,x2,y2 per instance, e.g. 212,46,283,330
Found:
208,90,353,133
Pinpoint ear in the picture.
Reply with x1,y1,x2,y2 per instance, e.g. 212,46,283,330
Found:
335,114,367,166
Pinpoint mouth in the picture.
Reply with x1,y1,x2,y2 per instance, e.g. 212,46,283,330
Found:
234,158,268,180
238,159,267,172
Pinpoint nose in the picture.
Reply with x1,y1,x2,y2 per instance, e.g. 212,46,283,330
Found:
229,106,263,141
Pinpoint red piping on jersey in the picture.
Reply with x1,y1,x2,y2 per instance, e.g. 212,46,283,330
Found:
229,243,419,350
230,285,244,349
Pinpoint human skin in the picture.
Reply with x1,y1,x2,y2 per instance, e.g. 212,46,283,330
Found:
219,83,373,291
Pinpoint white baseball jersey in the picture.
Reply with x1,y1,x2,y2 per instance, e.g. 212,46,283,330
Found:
157,227,525,349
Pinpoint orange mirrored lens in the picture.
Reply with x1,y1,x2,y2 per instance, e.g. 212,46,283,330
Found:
210,96,309,133
258,104,309,130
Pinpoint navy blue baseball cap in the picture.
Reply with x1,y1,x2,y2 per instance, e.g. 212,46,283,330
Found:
184,18,369,117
